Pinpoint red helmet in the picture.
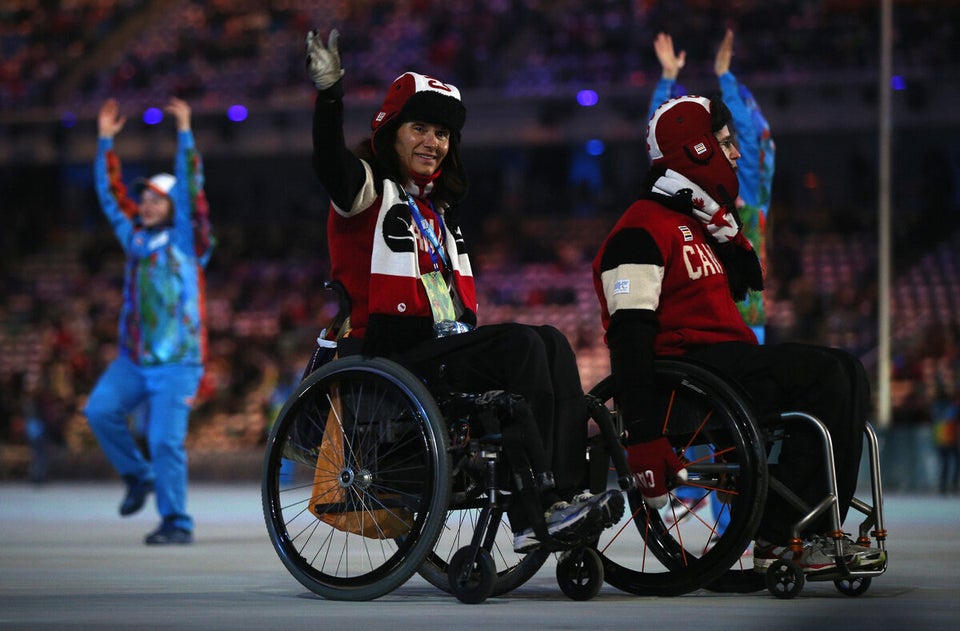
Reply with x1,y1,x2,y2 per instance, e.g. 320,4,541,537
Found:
647,96,738,205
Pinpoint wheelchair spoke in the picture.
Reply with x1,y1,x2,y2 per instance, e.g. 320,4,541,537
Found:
591,359,767,596
262,357,451,601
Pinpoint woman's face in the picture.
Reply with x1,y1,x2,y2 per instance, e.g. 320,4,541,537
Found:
139,190,173,227
394,121,450,178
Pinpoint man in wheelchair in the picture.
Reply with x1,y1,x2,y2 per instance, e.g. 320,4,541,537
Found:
593,95,885,575
306,28,622,554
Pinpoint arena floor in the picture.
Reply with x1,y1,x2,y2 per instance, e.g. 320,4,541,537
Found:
1,482,957,630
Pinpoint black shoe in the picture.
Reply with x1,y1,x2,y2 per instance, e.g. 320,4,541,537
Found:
145,522,193,545
120,476,154,517
573,490,624,528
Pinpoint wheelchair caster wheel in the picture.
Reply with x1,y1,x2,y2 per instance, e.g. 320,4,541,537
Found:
835,576,871,596
765,559,804,599
448,547,496,604
557,547,604,601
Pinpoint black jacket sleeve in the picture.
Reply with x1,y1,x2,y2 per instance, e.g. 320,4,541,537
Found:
597,227,663,443
608,309,661,443
311,80,369,211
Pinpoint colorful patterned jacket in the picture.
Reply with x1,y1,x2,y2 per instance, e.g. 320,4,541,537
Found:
93,131,213,366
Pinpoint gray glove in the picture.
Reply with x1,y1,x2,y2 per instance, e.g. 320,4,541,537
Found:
306,29,345,91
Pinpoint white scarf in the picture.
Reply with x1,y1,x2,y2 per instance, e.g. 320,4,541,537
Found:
652,169,740,244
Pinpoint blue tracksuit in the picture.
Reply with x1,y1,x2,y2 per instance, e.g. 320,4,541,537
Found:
84,130,213,532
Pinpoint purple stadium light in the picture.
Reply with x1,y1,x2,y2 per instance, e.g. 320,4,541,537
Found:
227,105,248,122
576,90,599,107
585,139,605,156
143,108,163,125
890,75,906,91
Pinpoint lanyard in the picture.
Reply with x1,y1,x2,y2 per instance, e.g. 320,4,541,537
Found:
403,193,450,272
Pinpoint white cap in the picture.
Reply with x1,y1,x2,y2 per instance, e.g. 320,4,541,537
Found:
143,173,176,197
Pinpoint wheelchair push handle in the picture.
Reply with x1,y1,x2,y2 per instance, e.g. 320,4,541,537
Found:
301,280,353,381
321,280,351,341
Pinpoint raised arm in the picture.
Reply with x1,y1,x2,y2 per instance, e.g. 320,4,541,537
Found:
98,97,127,138
714,28,772,210
307,29,369,211
94,99,138,245
167,97,214,264
647,33,687,122
713,27,734,77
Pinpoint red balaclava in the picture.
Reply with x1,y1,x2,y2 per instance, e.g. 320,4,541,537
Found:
646,95,739,206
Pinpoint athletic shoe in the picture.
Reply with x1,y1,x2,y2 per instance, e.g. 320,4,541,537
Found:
145,522,193,545
572,490,625,527
817,535,886,569
512,495,600,553
513,529,540,553
119,476,154,517
753,539,837,575
545,496,601,535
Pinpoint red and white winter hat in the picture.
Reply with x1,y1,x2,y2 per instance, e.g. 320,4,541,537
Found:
370,72,466,153
135,172,176,198
647,96,738,205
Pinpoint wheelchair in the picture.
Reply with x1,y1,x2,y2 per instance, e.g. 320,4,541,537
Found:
587,358,888,599
261,283,887,602
261,282,631,602
260,353,629,603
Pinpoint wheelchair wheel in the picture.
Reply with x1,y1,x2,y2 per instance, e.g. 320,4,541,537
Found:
835,575,871,596
417,489,549,596
262,356,452,601
765,559,804,599
447,547,497,604
590,358,768,596
557,547,604,601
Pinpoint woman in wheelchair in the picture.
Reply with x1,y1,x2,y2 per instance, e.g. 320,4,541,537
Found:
593,95,885,576
305,28,622,554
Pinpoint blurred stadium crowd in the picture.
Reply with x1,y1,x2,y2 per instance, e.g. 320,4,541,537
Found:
1,0,959,481
2,0,957,111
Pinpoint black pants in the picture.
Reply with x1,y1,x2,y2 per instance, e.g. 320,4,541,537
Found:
686,342,870,543
399,323,588,530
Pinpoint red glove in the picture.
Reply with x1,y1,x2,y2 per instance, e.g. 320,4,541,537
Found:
626,437,688,509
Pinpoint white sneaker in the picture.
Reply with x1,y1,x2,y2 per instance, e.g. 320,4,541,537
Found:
513,529,540,553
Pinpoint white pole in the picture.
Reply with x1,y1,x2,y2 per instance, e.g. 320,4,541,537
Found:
877,0,892,428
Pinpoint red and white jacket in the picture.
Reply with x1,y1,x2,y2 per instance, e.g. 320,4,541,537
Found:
327,168,477,341
594,198,755,355
312,85,477,356
593,195,756,439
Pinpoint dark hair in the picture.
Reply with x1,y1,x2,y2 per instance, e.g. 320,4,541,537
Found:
355,123,468,211
710,97,733,134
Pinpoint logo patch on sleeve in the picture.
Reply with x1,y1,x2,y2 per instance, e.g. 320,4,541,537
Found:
614,279,630,295
678,225,693,242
